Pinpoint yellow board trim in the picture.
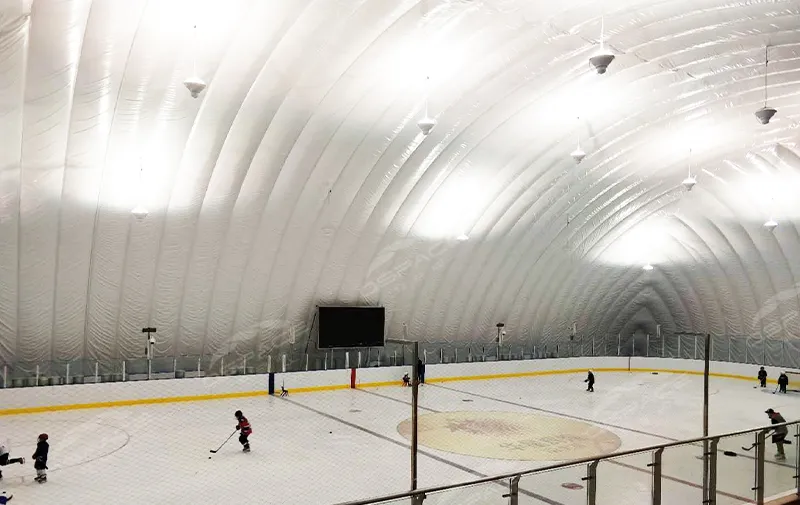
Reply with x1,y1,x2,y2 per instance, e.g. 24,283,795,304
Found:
0,366,777,417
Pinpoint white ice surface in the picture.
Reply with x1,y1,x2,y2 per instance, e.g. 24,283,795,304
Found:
0,371,796,504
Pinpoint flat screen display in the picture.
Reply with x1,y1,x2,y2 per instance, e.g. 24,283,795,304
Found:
318,306,385,349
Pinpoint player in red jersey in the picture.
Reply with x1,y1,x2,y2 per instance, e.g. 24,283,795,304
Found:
234,411,252,453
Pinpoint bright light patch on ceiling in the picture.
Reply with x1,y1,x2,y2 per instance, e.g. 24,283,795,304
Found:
720,171,800,220
596,216,688,267
413,174,487,239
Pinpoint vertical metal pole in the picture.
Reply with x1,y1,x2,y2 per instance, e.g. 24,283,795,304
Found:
281,354,287,373
66,362,70,385
618,333,621,356
694,335,698,360
678,335,681,358
325,353,328,370
35,364,39,386
173,357,177,378
592,335,595,356
3,364,7,388
197,357,201,376
728,335,732,362
358,351,362,368
305,354,309,371
795,424,800,497
585,460,598,505
345,352,350,369
123,360,127,382
662,334,665,358
702,333,711,502
95,361,99,383
650,448,664,505
148,358,152,380
243,355,247,374
647,334,650,357
755,430,766,505
507,475,520,505
411,341,419,492
707,438,719,505
632,336,635,356
267,355,272,373
220,356,224,376
763,336,767,366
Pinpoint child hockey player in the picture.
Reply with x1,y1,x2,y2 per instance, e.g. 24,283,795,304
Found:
0,491,12,504
234,411,252,453
758,367,768,388
402,373,411,387
766,409,788,460
32,434,48,483
0,442,24,480
584,370,595,392
779,372,789,394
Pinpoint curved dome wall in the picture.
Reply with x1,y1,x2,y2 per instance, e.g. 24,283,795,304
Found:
0,0,798,365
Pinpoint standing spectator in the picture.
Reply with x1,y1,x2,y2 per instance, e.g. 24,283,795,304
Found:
758,367,768,388
766,409,788,460
779,372,789,394
417,358,425,385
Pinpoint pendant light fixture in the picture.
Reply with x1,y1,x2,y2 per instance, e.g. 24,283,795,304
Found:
755,45,777,125
416,0,435,136
589,15,615,74
417,75,436,135
571,116,586,164
682,148,697,191
642,263,654,271
183,25,207,98
131,164,148,221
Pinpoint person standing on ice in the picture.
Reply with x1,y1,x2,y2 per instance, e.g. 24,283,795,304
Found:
0,441,25,480
758,367,768,388
779,372,789,394
31,434,48,483
584,370,595,392
417,359,425,385
0,491,12,504
766,409,788,460
234,411,252,453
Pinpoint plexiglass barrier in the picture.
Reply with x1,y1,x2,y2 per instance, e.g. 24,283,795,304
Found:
1,333,798,388
333,422,800,505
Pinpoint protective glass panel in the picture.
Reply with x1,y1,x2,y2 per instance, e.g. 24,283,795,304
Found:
660,442,705,504
517,463,588,505
763,424,798,502
423,478,512,505
715,432,759,505
596,452,652,504
747,337,765,365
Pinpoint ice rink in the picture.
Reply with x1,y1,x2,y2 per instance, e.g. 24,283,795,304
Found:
0,370,796,505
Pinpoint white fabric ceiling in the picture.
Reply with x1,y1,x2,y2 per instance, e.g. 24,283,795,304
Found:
0,0,799,365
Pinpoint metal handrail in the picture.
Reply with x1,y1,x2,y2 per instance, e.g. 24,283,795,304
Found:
333,420,798,505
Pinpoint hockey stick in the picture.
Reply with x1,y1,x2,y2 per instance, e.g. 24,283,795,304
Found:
773,385,780,394
210,431,237,453
741,443,756,452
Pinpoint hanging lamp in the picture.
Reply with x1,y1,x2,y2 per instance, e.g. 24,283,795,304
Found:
571,116,587,164
755,46,777,125
589,16,615,74
682,148,697,191
183,25,207,98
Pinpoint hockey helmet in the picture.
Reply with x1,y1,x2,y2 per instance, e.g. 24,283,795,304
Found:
234,410,243,418
38,433,48,440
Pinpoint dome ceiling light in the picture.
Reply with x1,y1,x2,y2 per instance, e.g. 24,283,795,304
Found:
456,233,469,241
589,16,615,74
682,149,697,191
417,75,436,136
571,116,586,164
764,218,778,232
184,25,207,99
755,46,777,125
642,263,654,271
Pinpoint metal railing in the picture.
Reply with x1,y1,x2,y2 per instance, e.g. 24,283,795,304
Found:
1,333,797,388
334,421,800,505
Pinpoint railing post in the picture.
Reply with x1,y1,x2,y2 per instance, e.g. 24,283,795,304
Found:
618,333,621,356
345,352,350,369
592,335,595,356
35,364,39,386
678,335,682,358
66,363,70,385
325,353,328,370
728,335,732,362
173,357,177,378
267,355,272,373
632,336,635,356
243,355,247,374
95,361,99,383
503,475,520,505
694,335,698,359
281,354,287,372
649,447,663,505
358,351,362,368
305,354,309,371
795,424,800,497
220,356,224,376
197,356,201,376
148,358,152,380
2,364,6,388
410,491,426,505
705,438,719,505
754,430,767,505
647,334,650,356
122,360,126,382
584,460,598,505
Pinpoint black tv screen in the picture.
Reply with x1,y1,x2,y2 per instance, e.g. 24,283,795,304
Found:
318,306,385,349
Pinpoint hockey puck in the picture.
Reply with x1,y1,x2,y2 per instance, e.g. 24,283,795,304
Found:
208,456,212,459
329,431,332,434
723,451,738,457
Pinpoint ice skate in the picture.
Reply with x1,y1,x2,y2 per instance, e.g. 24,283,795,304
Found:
775,453,786,460
243,444,250,453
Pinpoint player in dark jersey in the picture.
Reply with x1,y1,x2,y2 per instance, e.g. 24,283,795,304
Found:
0,443,24,480
585,370,595,392
0,491,12,503
235,411,252,453
32,434,48,483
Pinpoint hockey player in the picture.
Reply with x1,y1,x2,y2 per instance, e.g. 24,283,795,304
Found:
766,409,788,460
234,411,252,453
402,373,411,387
758,367,768,388
779,372,789,394
585,370,595,392
417,359,425,385
0,442,24,480
0,491,12,504
32,434,48,483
